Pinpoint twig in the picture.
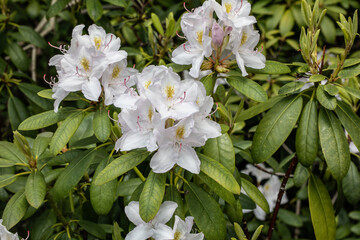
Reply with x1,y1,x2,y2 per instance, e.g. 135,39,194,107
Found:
282,143,293,155
242,219,251,240
31,46,36,81
294,198,302,239
254,164,294,178
266,156,298,240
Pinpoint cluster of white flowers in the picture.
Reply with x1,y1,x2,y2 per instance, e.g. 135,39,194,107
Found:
242,164,288,221
115,65,221,174
124,201,204,240
48,24,136,112
171,0,265,78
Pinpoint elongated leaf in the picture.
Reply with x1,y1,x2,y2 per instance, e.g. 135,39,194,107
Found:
46,150,83,166
335,101,360,151
280,9,295,36
90,159,117,215
117,178,142,197
139,171,166,222
293,163,310,187
32,132,53,160
278,82,305,95
47,0,71,18
241,177,269,213
296,98,318,167
151,13,164,36
18,26,47,48
93,107,111,142
246,60,291,74
308,174,336,240
318,108,350,180
49,111,85,155
25,171,46,208
164,186,185,220
317,85,336,110
338,64,360,78
0,174,18,188
227,76,267,102
86,0,103,22
324,84,339,96
38,89,81,101
203,133,235,173
0,141,27,164
2,191,29,229
185,182,226,240
18,107,76,130
278,208,303,227
8,96,29,130
53,149,96,199
6,42,30,71
309,74,326,82
0,158,16,167
18,83,53,110
340,85,360,99
342,162,360,204
94,150,149,185
198,153,240,194
79,220,106,239
252,96,303,163
236,95,285,122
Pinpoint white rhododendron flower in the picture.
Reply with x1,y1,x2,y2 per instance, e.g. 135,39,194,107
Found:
241,163,272,184
0,219,29,240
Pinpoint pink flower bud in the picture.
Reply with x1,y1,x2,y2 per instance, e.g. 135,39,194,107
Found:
211,22,225,47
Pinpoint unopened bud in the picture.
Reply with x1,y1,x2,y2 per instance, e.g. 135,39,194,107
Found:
215,64,230,73
211,22,225,47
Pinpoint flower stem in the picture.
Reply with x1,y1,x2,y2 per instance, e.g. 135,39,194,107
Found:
133,166,146,182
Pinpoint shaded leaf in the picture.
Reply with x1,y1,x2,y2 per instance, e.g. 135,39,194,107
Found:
227,76,267,102
241,177,269,213
2,191,29,229
25,171,46,208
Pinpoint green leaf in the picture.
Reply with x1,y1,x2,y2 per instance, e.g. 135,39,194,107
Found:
0,174,18,188
18,83,53,110
217,102,232,122
94,150,149,185
18,25,47,48
139,171,166,222
308,174,336,240
338,64,360,78
102,0,126,7
0,158,16,167
280,9,295,36
316,85,337,110
37,89,81,101
342,162,360,204
185,182,226,240
8,96,29,130
86,0,103,22
6,42,30,71
18,107,76,131
49,111,85,155
203,133,235,173
235,95,285,122
335,101,360,151
32,132,53,160
25,171,46,209
327,59,360,70
198,153,240,194
200,73,216,96
246,60,291,75
90,159,117,215
278,208,303,227
117,178,142,197
227,76,268,102
151,13,164,36
278,82,305,95
252,96,303,163
79,220,106,239
309,74,326,82
164,186,186,220
295,98,318,167
0,141,27,165
2,191,29,229
53,149,96,199
349,211,360,220
324,84,339,96
166,63,191,73
241,177,269,213
339,85,360,99
93,107,111,142
251,225,264,240
318,108,350,180
320,16,336,44
293,163,310,187
47,0,71,18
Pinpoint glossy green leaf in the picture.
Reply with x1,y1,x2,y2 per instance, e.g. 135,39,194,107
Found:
18,83,53,110
49,111,85,155
18,107,76,131
308,174,336,240
335,101,360,151
47,0,71,18
69,112,95,147
86,0,103,22
252,96,303,163
166,63,191,73
151,13,164,36
320,16,336,44
32,132,52,160
340,85,360,99
37,89,81,101
200,74,216,96
79,220,106,239
198,153,240,195
0,174,18,188
278,208,303,227
217,102,232,122
246,60,291,75
327,59,360,70
94,150,149,185
251,225,264,240
227,76,267,102
338,64,360,78
46,150,83,166
0,159,16,168
278,81,305,95
309,74,326,82
0,141,27,165
342,162,360,204
185,182,226,240
93,107,111,142
25,171,46,208
18,25,47,48
225,199,243,224
139,171,166,222
2,191,29,229
316,85,337,110
349,211,360,220
241,177,269,213
8,96,29,130
117,178,142,197
164,186,185,219
6,42,30,71
295,98,318,167
324,84,339,96
280,9,295,36
203,133,235,173
318,108,350,180
293,163,310,187
90,159,117,215
53,149,96,199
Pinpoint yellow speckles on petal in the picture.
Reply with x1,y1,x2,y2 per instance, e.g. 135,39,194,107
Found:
197,31,203,45
241,32,248,46
80,57,90,72
112,65,121,79
176,126,185,140
148,108,153,122
165,85,175,99
225,3,232,13
174,231,183,240
94,37,102,50
265,184,270,191
144,80,152,89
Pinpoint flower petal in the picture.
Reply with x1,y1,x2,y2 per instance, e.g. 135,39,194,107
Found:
177,145,201,174
124,201,145,226
152,201,178,225
150,146,178,173
125,224,154,240
153,224,174,240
